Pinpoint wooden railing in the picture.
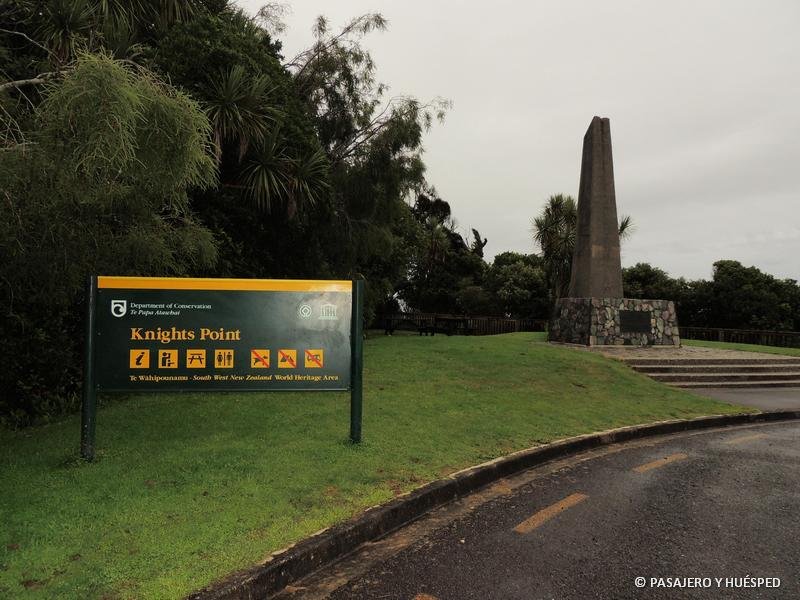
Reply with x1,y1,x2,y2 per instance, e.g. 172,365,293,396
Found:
679,326,800,348
381,313,548,336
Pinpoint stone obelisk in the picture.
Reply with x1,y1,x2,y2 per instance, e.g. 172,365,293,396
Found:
548,116,680,346
567,116,624,298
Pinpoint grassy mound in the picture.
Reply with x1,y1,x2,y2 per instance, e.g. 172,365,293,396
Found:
0,333,746,599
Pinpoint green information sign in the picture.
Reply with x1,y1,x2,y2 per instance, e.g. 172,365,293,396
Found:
81,276,364,460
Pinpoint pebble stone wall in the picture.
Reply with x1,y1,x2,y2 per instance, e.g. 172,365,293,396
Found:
549,298,681,346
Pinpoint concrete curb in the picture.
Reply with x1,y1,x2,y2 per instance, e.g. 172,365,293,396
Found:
186,410,800,600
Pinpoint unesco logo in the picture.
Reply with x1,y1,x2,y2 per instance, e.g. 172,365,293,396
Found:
110,300,127,318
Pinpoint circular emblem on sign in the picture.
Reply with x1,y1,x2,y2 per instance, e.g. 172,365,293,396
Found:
111,299,127,318
297,304,313,319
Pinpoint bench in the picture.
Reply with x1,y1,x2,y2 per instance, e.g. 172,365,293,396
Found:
433,316,475,336
384,317,433,336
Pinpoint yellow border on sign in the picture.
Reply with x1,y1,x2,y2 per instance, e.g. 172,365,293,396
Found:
97,276,351,292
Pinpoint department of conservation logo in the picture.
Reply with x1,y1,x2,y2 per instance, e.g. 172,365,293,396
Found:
110,299,127,318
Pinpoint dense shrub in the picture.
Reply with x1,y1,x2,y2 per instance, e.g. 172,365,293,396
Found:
0,54,217,426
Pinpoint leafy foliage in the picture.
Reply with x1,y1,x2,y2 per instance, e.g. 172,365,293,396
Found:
622,262,685,302
399,193,487,314
484,252,549,318
623,261,800,331
707,261,799,330
285,13,446,166
532,194,577,303
148,7,321,217
204,64,276,160
0,53,217,426
1,0,197,70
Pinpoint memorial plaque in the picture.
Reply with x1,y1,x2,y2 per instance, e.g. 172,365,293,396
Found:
619,310,652,333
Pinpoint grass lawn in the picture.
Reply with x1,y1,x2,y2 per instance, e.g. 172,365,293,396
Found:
683,338,800,357
1,333,748,599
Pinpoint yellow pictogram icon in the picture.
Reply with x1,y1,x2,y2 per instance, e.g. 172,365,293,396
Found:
251,349,270,368
214,349,234,369
304,349,324,368
130,349,150,369
186,349,206,368
278,349,297,368
158,349,178,369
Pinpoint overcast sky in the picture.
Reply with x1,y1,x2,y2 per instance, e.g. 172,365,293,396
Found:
240,0,800,281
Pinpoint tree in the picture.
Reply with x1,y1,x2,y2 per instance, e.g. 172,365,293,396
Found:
279,13,450,321
623,263,684,301
150,7,328,219
400,192,488,314
484,252,549,318
531,194,576,303
470,228,488,258
0,5,459,424
707,260,798,330
0,0,202,150
285,13,449,166
0,53,217,426
622,261,800,331
677,279,714,328
0,0,197,70
532,194,633,303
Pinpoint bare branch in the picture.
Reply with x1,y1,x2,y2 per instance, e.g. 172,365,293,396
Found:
0,76,49,92
0,28,56,60
285,13,386,76
336,111,407,162
255,2,291,36
331,97,447,164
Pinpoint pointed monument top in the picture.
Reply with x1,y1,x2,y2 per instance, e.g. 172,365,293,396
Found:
585,116,609,137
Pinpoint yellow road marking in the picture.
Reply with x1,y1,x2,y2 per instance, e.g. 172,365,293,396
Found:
513,492,588,534
633,452,688,473
490,480,513,495
413,594,439,600
723,433,767,445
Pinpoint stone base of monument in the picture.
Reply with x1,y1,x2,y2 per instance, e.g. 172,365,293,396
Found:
549,298,680,346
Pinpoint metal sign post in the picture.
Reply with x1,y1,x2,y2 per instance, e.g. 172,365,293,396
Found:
349,279,364,443
80,276,365,461
80,276,98,461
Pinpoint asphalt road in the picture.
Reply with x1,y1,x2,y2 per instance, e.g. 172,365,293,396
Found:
278,421,800,600
690,387,800,412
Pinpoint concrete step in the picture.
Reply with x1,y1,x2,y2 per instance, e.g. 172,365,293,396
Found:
633,364,800,374
671,380,800,389
615,351,800,389
651,372,800,383
626,357,800,366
